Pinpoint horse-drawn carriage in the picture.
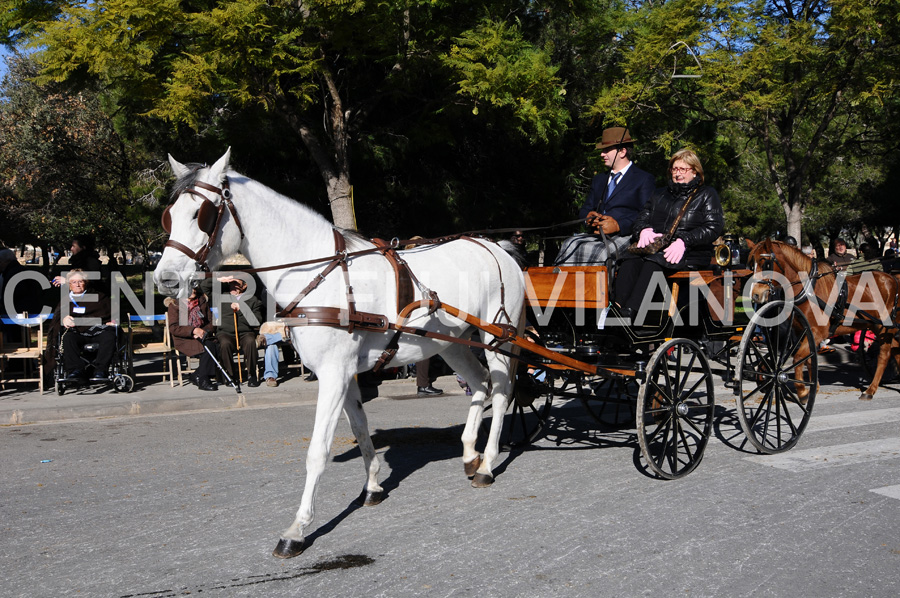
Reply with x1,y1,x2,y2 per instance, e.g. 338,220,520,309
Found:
155,151,830,557
499,253,819,479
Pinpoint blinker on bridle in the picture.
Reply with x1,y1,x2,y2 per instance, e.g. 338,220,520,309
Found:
161,177,244,272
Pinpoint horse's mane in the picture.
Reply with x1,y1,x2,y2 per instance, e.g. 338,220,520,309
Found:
169,163,207,202
749,238,814,274
772,240,813,273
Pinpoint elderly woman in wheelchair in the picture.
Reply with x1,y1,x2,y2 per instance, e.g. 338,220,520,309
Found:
48,269,127,391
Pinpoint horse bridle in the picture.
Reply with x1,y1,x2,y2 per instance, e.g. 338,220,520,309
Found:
161,178,245,272
751,242,819,305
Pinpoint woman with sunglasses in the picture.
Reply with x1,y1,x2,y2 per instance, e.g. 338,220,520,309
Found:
612,148,724,321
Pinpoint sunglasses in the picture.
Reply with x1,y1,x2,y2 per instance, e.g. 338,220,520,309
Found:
161,199,220,237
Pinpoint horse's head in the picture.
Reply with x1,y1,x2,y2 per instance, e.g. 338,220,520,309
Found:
154,149,244,296
746,238,811,304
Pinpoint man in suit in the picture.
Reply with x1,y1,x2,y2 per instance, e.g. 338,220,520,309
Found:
555,127,656,265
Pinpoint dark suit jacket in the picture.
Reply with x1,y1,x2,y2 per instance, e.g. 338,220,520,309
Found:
578,165,656,236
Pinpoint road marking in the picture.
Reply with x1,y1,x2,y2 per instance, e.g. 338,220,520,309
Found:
808,407,900,433
870,485,900,500
745,438,900,472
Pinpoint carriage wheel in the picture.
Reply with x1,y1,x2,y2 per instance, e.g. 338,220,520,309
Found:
113,374,135,393
736,300,817,454
580,377,638,429
481,365,555,451
637,338,714,479
503,365,555,450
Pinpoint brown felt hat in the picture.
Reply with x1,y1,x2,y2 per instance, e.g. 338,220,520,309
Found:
596,127,634,150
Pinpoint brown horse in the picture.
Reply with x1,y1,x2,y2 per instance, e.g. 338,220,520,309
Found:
746,239,899,400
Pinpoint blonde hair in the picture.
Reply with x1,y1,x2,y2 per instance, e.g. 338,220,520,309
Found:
669,148,705,184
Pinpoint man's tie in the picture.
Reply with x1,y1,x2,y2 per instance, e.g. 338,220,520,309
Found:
607,172,621,199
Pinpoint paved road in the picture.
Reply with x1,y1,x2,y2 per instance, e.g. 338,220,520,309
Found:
3,350,900,598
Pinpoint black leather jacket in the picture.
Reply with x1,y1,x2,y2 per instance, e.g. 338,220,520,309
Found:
631,178,724,268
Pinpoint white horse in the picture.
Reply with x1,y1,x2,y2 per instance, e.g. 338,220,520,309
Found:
154,149,526,558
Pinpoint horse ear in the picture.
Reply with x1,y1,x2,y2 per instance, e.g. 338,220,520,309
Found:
168,154,190,179
746,239,756,249
210,147,232,179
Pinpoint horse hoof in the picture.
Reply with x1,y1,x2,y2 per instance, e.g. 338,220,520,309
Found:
361,489,384,506
464,455,483,478
471,473,494,488
273,537,306,559
859,393,874,401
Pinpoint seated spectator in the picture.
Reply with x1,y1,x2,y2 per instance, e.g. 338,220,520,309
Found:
48,269,117,382
258,321,292,387
555,127,655,265
166,281,219,391
826,238,853,270
848,242,883,274
612,148,724,320
216,278,263,387
883,248,900,273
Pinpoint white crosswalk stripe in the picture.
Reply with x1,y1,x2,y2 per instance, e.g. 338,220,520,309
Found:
744,438,900,472
870,485,900,500
807,407,900,432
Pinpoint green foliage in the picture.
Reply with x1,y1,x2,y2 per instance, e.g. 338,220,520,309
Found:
590,0,900,241
442,19,569,142
0,56,165,256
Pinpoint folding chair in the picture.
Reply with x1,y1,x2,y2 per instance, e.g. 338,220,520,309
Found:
0,313,47,393
128,313,175,387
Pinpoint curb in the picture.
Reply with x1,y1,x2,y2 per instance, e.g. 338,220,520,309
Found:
0,377,426,426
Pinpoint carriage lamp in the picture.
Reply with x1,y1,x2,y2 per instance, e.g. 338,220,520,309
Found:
716,234,742,268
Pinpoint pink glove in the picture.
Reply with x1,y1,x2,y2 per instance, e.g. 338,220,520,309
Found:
663,238,686,264
637,228,663,248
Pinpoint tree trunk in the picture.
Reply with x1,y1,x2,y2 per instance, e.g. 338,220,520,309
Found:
783,202,803,244
276,65,356,230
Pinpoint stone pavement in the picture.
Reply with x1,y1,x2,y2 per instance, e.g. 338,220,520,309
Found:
0,340,864,426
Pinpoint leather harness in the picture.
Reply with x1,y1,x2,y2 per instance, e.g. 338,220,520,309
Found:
163,177,515,371
755,244,900,337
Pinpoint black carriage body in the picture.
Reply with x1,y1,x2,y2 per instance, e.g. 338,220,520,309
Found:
507,263,815,479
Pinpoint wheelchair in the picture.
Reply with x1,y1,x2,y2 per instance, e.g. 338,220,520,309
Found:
53,325,135,395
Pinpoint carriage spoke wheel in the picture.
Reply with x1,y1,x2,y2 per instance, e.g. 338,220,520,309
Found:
482,365,555,451
637,338,714,479
736,300,817,454
580,377,638,429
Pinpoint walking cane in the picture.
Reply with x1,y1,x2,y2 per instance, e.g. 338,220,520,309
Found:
233,309,243,384
203,342,243,396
